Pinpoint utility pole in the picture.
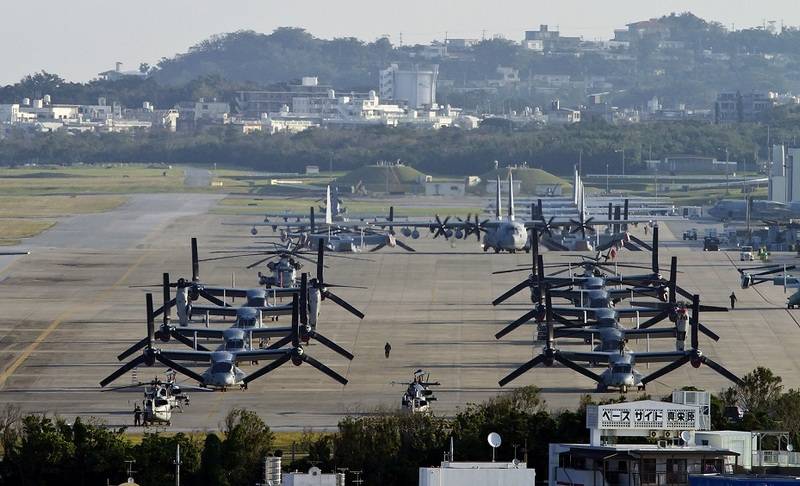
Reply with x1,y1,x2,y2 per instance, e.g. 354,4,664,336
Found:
174,443,181,486
606,163,610,194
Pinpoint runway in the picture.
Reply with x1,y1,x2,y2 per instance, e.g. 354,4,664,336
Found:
1,197,798,432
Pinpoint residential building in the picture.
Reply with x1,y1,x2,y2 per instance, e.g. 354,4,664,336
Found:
715,91,777,123
236,77,355,117
97,62,147,81
524,24,581,52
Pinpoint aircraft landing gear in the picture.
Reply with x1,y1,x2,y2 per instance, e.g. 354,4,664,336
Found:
621,385,628,393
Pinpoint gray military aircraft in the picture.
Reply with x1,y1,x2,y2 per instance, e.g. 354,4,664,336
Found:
101,292,351,390
499,293,743,392
707,199,800,222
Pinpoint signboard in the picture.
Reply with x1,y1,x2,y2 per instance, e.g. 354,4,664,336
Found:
587,400,700,431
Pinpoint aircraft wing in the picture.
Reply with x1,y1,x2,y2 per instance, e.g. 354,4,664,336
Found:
191,304,294,317
558,350,613,364
174,327,227,339
623,328,677,338
201,286,250,298
248,326,293,337
233,349,291,363
631,350,688,363
160,350,213,363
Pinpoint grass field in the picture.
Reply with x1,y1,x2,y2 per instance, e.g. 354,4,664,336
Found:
0,195,128,245
0,219,55,245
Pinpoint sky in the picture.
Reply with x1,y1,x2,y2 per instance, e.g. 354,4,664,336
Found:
1,0,798,85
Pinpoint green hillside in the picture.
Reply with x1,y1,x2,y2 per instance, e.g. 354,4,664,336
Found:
335,165,426,193
478,167,570,195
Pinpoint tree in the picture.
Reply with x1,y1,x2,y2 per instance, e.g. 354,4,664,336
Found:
222,408,275,485
199,433,229,486
735,367,783,416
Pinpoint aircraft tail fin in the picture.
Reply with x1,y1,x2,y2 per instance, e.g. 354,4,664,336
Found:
508,170,515,221
325,185,333,225
495,175,502,220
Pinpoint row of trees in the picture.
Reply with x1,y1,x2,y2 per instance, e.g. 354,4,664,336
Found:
0,408,274,486
3,118,800,177
2,368,799,486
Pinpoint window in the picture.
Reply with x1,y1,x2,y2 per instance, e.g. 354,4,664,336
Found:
211,362,233,374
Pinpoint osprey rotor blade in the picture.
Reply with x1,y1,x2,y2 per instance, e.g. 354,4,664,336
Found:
170,331,211,352
302,354,349,385
640,354,692,385
100,355,147,387
492,279,530,306
156,355,206,384
495,307,540,339
322,290,365,319
117,338,150,361
627,234,653,252
369,243,387,252
498,355,546,386
700,356,744,386
307,331,354,360
553,354,603,382
198,289,228,307
242,353,293,384
394,239,416,252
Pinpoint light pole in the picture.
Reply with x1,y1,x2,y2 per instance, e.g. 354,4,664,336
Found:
615,148,625,176
606,163,610,194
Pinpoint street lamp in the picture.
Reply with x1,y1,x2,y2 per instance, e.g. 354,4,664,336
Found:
615,148,625,176
606,163,610,194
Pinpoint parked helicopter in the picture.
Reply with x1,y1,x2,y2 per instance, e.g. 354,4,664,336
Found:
393,369,440,414
738,263,800,308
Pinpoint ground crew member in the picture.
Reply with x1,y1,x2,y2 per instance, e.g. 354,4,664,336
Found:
384,342,392,358
134,404,141,426
729,292,737,310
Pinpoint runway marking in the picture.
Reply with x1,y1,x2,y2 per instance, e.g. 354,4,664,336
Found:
0,251,151,387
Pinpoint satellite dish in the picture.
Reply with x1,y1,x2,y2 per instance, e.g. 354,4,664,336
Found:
680,431,691,443
788,444,794,452
487,432,502,462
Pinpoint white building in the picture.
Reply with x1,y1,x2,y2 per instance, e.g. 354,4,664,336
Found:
380,63,438,109
282,467,342,486
419,461,535,486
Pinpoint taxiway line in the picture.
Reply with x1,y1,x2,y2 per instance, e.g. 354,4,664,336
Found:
0,251,151,387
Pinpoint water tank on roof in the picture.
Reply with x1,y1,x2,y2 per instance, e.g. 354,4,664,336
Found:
43,94,51,105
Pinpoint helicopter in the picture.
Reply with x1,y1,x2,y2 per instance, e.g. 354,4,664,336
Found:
393,369,440,414
103,372,196,426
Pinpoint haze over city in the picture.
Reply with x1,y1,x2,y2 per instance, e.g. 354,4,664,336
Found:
1,0,798,84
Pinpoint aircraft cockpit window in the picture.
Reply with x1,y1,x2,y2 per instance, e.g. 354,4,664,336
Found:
225,339,245,350
612,364,632,374
211,362,233,374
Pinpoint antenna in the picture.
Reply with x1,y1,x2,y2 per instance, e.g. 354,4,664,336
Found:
487,432,502,462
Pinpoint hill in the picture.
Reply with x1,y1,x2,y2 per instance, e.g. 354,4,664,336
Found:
479,167,570,195
335,164,426,193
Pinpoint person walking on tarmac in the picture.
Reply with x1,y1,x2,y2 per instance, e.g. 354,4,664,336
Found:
384,342,392,359
729,292,738,310
134,404,142,427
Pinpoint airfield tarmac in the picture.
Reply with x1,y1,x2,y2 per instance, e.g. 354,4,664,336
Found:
1,196,799,432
